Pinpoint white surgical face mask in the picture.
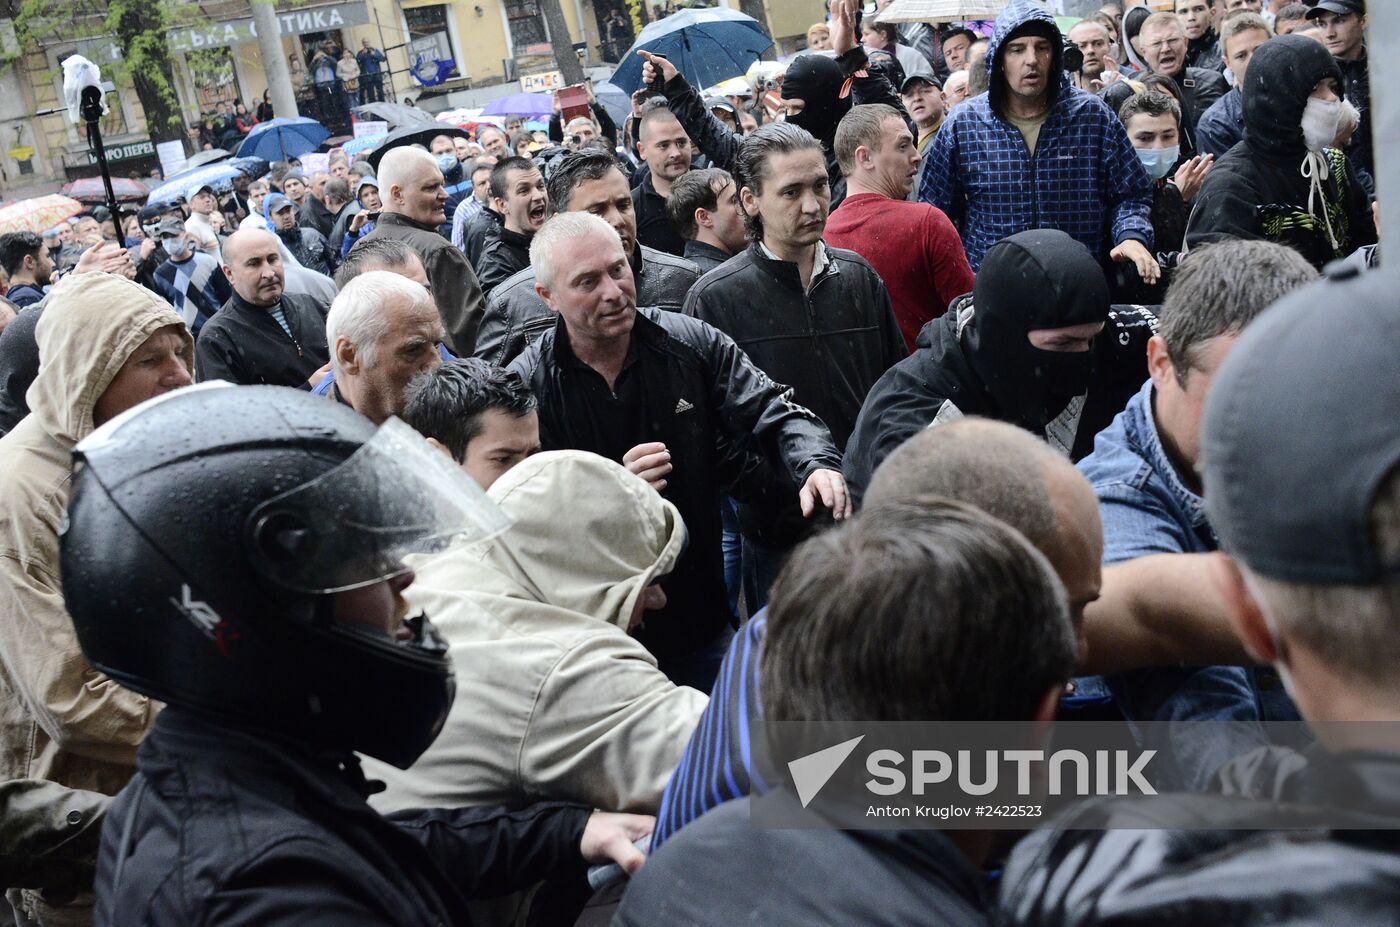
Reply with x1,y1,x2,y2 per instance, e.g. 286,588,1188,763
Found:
1301,97,1342,153
1136,145,1179,181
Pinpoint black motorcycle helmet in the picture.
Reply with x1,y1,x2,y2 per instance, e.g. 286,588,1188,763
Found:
60,384,509,768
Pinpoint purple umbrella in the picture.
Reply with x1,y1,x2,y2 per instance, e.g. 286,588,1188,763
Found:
480,92,554,118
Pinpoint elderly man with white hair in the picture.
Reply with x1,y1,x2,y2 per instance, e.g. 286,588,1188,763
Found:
349,146,486,357
321,270,444,424
507,211,850,693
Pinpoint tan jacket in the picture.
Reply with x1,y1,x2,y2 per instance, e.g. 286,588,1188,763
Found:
0,273,192,797
369,451,707,815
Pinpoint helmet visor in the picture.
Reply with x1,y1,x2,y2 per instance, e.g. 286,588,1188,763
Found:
247,417,512,593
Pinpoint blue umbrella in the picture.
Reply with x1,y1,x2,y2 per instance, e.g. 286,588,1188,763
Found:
609,8,774,96
341,133,388,158
480,92,554,118
146,163,247,205
236,117,331,161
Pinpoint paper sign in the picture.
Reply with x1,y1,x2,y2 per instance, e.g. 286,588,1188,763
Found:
157,139,187,179
353,120,388,138
520,70,564,94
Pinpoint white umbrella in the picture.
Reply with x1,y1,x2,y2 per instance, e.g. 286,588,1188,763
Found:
876,0,1011,24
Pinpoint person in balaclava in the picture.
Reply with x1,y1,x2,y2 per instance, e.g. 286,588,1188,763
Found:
637,0,907,209
843,228,1156,499
1186,35,1375,270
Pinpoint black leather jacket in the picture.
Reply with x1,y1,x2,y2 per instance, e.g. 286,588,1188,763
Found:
475,225,532,299
96,709,593,925
474,245,699,367
509,309,840,661
997,746,1400,926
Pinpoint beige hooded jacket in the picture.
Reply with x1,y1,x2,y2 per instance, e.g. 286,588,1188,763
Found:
369,450,708,815
0,273,192,796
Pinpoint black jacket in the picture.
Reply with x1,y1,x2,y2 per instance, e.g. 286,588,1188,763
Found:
508,309,841,662
684,243,905,451
354,211,488,356
1184,27,1223,72
95,709,593,926
298,193,336,238
631,174,687,257
997,747,1400,927
462,207,501,268
682,239,734,275
475,245,700,367
1340,52,1372,177
1186,36,1376,270
280,225,336,277
844,298,1155,497
327,201,361,257
0,301,42,436
617,792,988,927
475,225,533,298
195,290,331,388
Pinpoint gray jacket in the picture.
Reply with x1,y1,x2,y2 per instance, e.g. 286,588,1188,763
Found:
473,245,700,367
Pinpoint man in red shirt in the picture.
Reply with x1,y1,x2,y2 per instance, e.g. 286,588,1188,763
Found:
825,104,975,351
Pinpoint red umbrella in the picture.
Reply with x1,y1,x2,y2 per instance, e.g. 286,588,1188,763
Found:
60,176,150,204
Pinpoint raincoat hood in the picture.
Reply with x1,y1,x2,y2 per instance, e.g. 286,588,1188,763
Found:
987,0,1065,118
1122,6,1151,72
1243,35,1344,162
965,229,1109,429
28,272,192,446
476,450,686,631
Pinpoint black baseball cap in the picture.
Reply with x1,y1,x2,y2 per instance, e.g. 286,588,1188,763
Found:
1307,0,1364,18
155,217,186,238
900,68,942,92
1201,263,1400,584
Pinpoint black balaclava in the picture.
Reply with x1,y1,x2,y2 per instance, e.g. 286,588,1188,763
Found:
782,54,851,150
965,229,1110,430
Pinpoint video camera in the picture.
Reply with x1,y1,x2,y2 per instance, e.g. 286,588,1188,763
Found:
1063,38,1085,74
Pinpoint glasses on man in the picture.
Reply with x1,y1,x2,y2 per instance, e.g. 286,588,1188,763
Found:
1142,36,1185,52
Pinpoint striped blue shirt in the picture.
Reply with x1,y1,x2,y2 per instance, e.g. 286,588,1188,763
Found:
652,612,769,849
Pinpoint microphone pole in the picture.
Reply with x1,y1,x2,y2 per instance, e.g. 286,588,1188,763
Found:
80,84,123,238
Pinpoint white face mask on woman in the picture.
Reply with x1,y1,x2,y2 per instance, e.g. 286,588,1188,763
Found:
1301,97,1343,153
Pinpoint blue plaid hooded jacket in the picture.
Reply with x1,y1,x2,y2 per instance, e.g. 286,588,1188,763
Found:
918,0,1152,270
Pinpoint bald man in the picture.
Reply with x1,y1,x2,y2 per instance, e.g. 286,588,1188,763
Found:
350,146,486,356
194,228,332,388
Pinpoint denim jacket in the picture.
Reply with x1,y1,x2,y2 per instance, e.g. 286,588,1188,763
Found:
1077,381,1299,791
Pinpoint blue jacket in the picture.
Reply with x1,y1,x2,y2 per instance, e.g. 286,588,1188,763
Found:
918,0,1152,270
1077,380,1299,791
1196,87,1244,159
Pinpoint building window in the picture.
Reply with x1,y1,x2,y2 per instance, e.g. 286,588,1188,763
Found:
186,48,242,112
404,4,461,79
505,0,548,51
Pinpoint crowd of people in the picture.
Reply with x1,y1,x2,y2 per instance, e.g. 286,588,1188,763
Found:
1,0,1396,923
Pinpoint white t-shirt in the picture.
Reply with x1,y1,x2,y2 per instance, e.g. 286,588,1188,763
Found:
185,212,222,263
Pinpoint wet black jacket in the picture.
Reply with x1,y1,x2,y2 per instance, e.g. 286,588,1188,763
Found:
475,245,700,366
1184,28,1223,73
0,302,42,436
509,309,840,662
1186,36,1376,270
95,710,592,926
194,290,331,388
997,747,1400,927
280,226,336,277
843,231,1154,498
617,791,988,927
1341,53,1372,176
462,207,501,268
684,244,905,451
474,225,532,299
682,239,734,275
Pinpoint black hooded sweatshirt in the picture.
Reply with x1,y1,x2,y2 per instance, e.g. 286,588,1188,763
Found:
843,229,1155,497
1186,35,1376,270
